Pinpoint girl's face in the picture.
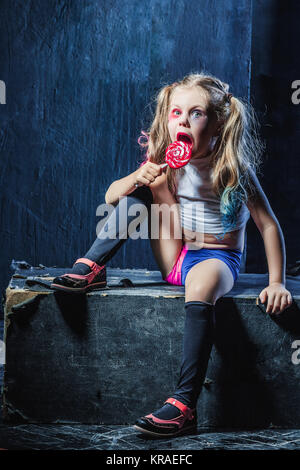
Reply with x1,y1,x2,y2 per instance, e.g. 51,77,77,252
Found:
167,86,219,159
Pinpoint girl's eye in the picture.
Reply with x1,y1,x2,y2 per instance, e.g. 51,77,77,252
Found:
192,110,203,118
170,109,181,118
169,108,204,120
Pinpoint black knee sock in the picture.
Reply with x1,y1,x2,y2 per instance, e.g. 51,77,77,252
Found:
70,186,153,275
153,301,214,420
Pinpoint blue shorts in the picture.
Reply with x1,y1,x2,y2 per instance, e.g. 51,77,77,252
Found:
163,243,243,286
181,247,243,284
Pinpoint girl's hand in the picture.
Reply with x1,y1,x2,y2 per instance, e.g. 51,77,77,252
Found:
135,162,165,187
259,282,293,314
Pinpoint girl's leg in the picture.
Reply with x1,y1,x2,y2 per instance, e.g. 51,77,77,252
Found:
135,259,235,436
158,259,234,409
184,258,235,304
166,300,214,410
80,183,183,279
51,186,154,289
148,188,183,280
52,183,183,291
78,186,154,271
169,259,234,408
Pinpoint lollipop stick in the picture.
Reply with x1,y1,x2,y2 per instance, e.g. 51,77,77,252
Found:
160,162,168,170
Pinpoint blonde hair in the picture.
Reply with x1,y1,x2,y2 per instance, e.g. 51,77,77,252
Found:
138,72,264,236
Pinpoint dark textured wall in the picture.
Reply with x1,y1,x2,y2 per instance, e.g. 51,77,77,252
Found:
1,0,252,300
247,0,300,273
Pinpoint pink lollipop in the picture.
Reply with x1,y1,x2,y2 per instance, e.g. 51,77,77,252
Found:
134,136,192,187
164,140,192,168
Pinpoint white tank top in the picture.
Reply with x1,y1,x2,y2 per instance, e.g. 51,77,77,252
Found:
175,154,250,236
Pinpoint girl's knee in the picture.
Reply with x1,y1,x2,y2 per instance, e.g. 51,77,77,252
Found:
184,261,234,304
184,262,227,304
185,283,216,305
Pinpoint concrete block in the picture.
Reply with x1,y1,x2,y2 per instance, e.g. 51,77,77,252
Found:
2,265,300,427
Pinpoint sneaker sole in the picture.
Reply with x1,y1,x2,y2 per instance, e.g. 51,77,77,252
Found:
50,280,107,294
133,423,197,438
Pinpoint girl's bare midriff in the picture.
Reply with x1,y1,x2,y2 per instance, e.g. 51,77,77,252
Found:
149,174,245,278
150,175,246,254
182,226,245,252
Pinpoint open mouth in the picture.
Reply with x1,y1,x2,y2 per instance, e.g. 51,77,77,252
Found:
176,133,193,146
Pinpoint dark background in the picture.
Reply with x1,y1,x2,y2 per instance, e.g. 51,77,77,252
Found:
0,0,299,304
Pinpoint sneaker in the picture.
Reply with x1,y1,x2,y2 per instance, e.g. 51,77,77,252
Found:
50,258,106,293
134,398,197,438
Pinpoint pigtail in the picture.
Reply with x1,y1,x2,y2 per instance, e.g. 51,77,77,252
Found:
212,96,263,238
138,83,179,195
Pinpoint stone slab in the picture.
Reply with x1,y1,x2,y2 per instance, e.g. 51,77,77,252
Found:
2,264,300,427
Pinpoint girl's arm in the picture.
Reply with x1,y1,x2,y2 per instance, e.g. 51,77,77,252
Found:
246,169,293,314
105,168,141,205
105,162,164,205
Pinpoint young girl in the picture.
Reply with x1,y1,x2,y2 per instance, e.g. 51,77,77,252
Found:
51,72,293,437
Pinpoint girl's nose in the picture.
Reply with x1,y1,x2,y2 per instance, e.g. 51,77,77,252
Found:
179,113,190,127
